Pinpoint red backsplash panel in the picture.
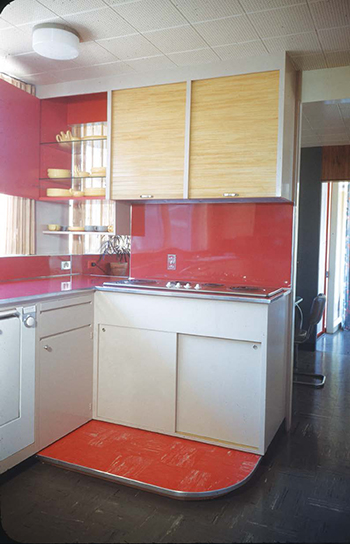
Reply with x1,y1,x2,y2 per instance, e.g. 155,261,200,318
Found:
131,203,293,287
0,255,72,282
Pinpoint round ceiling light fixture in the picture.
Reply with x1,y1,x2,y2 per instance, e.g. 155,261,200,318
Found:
32,23,80,60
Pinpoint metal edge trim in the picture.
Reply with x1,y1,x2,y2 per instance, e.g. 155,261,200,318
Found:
95,286,287,304
37,455,262,500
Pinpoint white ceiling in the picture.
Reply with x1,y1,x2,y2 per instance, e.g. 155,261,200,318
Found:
302,99,350,147
0,0,349,87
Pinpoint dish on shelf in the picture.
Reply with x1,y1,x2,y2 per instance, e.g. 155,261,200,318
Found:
70,189,84,197
91,166,106,175
61,226,68,231
82,135,106,140
47,224,61,231
95,226,108,232
46,188,71,197
73,166,90,178
84,226,95,232
56,130,80,142
108,225,114,233
68,226,83,232
47,168,71,179
84,188,106,197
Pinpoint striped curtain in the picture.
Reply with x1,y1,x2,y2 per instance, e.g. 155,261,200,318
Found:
0,73,35,95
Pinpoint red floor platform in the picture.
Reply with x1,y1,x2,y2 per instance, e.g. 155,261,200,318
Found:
37,420,261,500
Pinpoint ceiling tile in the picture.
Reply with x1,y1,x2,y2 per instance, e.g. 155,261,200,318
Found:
325,50,350,68
193,15,258,46
240,0,306,12
168,47,219,66
1,0,57,25
309,0,350,30
125,54,176,71
8,51,79,75
104,0,140,4
54,60,135,81
303,102,345,129
143,25,207,54
170,0,243,23
74,41,119,66
291,52,327,70
22,71,62,85
0,26,33,55
213,40,267,60
0,18,14,30
37,0,107,16
62,7,136,41
112,0,188,32
96,33,160,59
263,31,321,55
319,26,350,52
339,102,350,120
248,4,314,38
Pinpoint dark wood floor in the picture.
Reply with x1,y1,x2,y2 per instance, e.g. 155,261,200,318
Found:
1,330,350,543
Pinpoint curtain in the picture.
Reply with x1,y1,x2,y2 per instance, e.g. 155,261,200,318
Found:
0,73,35,95
343,183,350,329
0,195,35,256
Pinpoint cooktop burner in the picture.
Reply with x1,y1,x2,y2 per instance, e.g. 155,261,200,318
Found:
103,278,284,299
201,283,224,288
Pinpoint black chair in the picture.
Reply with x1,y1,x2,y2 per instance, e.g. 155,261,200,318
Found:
293,294,326,388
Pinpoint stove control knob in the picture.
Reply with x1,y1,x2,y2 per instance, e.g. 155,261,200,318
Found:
175,282,182,289
166,282,173,288
184,283,191,289
194,283,201,290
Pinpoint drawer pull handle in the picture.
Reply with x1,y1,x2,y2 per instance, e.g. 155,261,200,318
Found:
43,345,50,351
223,193,239,197
140,195,154,199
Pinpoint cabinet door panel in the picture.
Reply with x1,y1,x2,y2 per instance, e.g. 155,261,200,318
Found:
0,79,40,199
97,325,177,433
189,71,279,199
0,316,35,462
111,83,186,200
39,326,93,449
176,334,262,449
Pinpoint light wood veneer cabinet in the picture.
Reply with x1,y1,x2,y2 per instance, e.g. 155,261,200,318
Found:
111,82,186,200
189,71,280,199
110,57,296,202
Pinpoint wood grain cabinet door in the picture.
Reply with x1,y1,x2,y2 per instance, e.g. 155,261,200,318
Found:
188,71,280,199
111,82,186,200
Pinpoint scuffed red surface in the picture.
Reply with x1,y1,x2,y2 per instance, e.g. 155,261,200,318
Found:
38,420,260,494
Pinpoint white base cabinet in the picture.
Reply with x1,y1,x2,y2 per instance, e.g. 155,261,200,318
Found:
38,294,94,450
95,291,290,455
176,335,262,450
97,325,176,433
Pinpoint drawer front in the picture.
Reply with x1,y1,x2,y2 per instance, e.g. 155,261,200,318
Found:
39,299,93,338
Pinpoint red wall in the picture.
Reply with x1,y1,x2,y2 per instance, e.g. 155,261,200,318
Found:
0,255,72,282
131,202,293,287
0,79,40,199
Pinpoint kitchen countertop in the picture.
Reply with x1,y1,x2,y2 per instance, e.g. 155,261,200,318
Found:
0,275,290,307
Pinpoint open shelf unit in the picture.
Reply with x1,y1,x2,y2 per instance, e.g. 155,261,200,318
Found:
43,231,115,236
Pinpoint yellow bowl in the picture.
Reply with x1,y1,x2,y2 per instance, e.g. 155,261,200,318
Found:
68,226,83,232
84,188,106,197
47,188,71,197
47,224,61,231
47,169,71,179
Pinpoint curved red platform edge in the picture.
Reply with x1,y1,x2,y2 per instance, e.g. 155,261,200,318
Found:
37,455,261,500
37,420,262,500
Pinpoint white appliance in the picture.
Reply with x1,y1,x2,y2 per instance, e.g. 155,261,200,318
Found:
0,306,36,464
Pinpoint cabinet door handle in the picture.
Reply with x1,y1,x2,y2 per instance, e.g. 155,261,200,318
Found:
223,193,239,197
43,345,50,351
140,195,154,199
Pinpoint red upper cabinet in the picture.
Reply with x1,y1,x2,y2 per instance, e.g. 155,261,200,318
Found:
0,79,40,199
